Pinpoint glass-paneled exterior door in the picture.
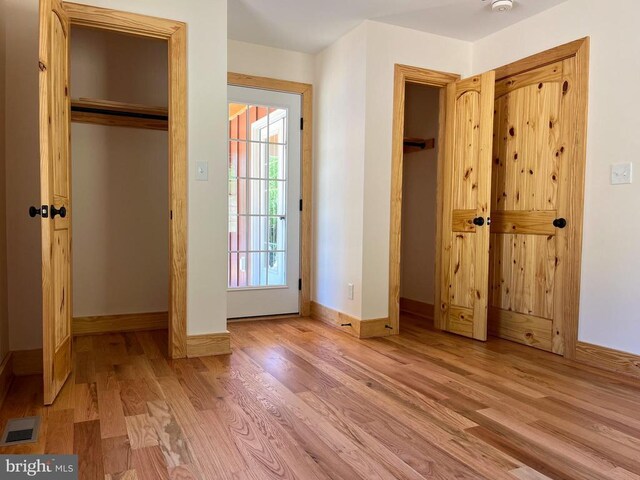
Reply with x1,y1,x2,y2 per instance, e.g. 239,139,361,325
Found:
227,85,301,318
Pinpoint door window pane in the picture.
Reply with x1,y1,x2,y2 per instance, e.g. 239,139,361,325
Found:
228,101,289,288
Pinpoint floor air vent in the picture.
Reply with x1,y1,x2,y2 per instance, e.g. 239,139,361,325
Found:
0,416,41,446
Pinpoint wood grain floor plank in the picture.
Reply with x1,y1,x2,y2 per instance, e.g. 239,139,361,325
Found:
131,446,169,480
147,399,193,468
1,315,639,480
102,435,133,475
126,414,159,450
119,379,162,416
99,388,128,439
105,470,139,480
168,464,201,480
74,382,99,423
44,408,74,454
510,465,553,479
74,420,104,480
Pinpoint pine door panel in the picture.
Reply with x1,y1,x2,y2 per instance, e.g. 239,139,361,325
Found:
489,60,571,354
437,72,495,341
39,0,72,404
489,233,555,319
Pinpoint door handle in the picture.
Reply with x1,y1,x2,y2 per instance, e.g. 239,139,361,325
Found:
29,205,48,218
553,218,567,229
472,217,485,227
51,205,67,219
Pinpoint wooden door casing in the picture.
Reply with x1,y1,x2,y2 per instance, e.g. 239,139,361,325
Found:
436,72,495,341
489,59,578,355
39,0,72,404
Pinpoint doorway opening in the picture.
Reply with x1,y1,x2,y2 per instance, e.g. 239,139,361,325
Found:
38,1,187,405
226,85,302,319
70,27,170,336
226,74,313,322
387,65,459,333
399,84,441,323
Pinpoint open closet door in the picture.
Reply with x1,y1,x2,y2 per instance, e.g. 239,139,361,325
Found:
39,0,72,405
435,72,495,341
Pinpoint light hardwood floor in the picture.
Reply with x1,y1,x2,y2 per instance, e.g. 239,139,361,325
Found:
1,315,640,479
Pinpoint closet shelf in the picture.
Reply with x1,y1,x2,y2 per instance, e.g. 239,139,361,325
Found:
403,137,435,154
71,98,168,131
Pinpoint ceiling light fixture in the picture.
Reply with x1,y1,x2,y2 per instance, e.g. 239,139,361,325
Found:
491,0,513,12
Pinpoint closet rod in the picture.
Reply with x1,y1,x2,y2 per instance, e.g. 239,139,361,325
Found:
71,105,167,121
403,137,435,153
70,98,168,131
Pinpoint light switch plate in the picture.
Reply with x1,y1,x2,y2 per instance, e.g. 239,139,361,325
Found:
196,161,208,181
611,162,632,185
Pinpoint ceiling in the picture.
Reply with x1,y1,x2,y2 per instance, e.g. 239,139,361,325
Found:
228,0,568,53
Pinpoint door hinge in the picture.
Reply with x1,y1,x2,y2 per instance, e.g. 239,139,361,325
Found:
298,278,302,291
170,210,173,220
299,198,303,211
300,117,304,130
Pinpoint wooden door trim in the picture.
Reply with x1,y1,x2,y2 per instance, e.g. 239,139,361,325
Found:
227,72,313,317
64,2,188,358
63,2,182,38
491,38,590,360
493,37,589,81
388,65,460,334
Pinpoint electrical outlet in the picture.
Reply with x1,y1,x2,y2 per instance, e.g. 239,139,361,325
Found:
611,162,632,185
347,283,354,300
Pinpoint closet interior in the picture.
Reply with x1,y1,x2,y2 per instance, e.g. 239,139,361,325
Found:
70,26,170,336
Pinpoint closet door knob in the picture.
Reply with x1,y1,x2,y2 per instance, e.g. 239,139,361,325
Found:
51,205,66,219
472,217,485,227
553,218,567,229
29,205,48,218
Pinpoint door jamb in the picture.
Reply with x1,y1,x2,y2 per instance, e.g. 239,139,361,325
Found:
227,73,313,318
388,65,460,334
491,37,590,360
63,2,189,358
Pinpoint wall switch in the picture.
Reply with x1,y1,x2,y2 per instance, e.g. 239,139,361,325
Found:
347,283,354,300
611,162,632,185
196,161,208,181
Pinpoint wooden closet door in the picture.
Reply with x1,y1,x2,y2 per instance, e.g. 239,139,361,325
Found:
436,72,495,341
39,0,72,405
489,60,574,355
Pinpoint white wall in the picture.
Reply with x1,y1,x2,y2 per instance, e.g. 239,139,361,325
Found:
5,0,40,351
72,126,169,317
0,0,10,362
71,29,168,318
360,21,471,319
71,27,168,106
313,24,367,318
473,0,640,355
312,21,471,319
400,84,439,306
228,39,314,85
5,0,227,351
